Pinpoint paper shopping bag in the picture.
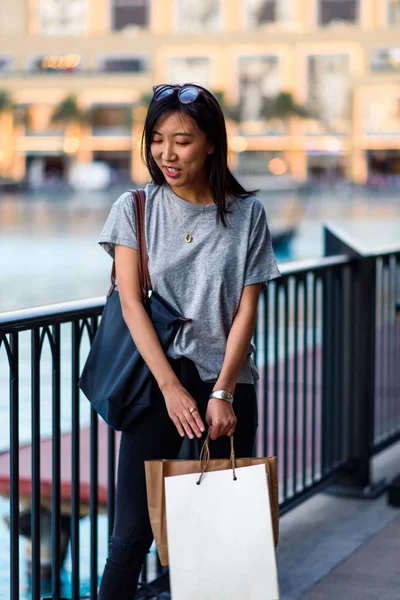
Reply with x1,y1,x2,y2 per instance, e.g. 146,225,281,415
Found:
145,453,279,567
165,464,279,600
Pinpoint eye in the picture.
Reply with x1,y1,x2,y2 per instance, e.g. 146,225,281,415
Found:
176,141,190,146
151,138,162,144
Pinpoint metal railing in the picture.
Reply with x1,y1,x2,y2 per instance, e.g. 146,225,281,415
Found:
1,225,400,599
255,254,355,512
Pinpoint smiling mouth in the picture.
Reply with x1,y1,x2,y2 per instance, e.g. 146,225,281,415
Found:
164,166,181,177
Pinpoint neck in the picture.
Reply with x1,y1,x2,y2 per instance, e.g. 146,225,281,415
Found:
169,177,213,205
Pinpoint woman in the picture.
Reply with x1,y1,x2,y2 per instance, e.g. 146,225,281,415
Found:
97,83,280,598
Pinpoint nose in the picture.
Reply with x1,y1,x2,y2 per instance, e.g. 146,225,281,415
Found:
161,143,177,162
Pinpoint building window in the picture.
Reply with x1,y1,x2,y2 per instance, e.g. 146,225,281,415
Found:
308,54,351,133
238,56,280,122
177,0,220,32
168,57,211,87
388,1,400,26
38,0,86,35
111,0,149,31
98,56,147,73
245,0,276,27
318,0,358,26
370,47,400,72
28,54,82,74
91,105,132,136
0,56,14,75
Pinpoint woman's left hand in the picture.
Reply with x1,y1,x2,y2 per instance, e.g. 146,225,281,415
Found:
205,399,237,440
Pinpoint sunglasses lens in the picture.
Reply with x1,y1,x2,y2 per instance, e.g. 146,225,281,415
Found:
178,87,200,104
154,86,175,101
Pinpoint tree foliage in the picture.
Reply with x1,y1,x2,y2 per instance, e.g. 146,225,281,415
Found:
50,95,88,125
0,90,14,114
263,92,309,121
212,91,241,123
136,92,153,109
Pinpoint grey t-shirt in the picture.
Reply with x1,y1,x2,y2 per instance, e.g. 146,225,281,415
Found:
99,183,280,384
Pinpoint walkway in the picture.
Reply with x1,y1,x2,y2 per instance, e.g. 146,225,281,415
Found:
277,441,400,600
301,514,400,599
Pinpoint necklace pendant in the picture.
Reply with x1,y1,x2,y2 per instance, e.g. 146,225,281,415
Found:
185,233,193,243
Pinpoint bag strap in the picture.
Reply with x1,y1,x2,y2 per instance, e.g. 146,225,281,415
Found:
133,188,152,299
108,189,152,300
196,433,237,485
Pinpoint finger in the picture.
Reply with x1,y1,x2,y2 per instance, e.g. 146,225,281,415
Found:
187,404,205,431
185,411,204,438
178,413,195,439
223,419,236,437
172,415,185,438
217,419,231,437
228,418,237,435
222,426,233,437
192,410,206,433
209,423,222,440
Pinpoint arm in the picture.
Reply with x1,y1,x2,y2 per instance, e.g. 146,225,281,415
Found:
206,283,262,440
115,244,205,439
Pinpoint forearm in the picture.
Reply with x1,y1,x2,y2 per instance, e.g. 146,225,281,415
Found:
122,302,179,392
213,307,257,396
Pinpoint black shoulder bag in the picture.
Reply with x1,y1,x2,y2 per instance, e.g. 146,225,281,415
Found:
78,189,190,431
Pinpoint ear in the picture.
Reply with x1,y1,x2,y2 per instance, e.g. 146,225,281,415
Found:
207,144,215,155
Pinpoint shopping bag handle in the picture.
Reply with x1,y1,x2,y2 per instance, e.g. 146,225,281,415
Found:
196,432,237,485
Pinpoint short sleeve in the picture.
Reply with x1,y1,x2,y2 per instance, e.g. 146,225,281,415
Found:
98,192,137,259
244,200,281,288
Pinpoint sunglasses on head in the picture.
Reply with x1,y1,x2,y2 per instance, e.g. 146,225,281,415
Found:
152,84,206,105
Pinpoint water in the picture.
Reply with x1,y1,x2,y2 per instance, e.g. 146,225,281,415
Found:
1,185,400,598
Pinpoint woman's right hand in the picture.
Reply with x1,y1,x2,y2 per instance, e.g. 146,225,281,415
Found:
161,381,205,439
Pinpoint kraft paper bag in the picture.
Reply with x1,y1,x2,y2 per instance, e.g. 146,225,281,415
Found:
165,464,280,600
145,453,279,567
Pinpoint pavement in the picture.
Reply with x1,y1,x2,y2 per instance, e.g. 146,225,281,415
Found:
300,515,400,599
277,441,400,600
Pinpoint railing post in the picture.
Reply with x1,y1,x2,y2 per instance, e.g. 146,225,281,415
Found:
348,256,377,490
324,225,386,498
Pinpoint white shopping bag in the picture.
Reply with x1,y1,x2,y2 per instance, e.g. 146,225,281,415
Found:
164,463,279,600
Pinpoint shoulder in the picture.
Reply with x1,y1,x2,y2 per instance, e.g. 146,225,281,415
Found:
231,194,266,220
113,190,133,207
242,194,264,212
111,183,162,211
111,191,134,218
144,182,164,205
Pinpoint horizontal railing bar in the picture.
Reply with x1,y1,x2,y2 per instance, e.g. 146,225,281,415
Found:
0,297,105,331
0,258,354,333
372,246,400,259
324,222,400,258
278,255,352,277
372,432,400,456
0,258,353,332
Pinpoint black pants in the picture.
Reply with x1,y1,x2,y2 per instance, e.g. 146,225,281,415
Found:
98,357,258,600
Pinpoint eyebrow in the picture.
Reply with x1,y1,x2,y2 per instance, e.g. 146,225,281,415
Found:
152,130,194,137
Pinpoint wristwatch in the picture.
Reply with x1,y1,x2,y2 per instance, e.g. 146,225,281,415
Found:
209,389,234,404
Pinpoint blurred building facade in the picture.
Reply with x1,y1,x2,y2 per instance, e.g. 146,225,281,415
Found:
0,0,399,186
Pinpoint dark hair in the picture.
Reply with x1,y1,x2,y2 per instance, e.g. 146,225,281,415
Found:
141,83,257,225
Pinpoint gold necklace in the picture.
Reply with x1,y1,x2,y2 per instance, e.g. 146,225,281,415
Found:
168,188,207,243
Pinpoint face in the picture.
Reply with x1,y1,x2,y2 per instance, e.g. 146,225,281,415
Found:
150,110,214,190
